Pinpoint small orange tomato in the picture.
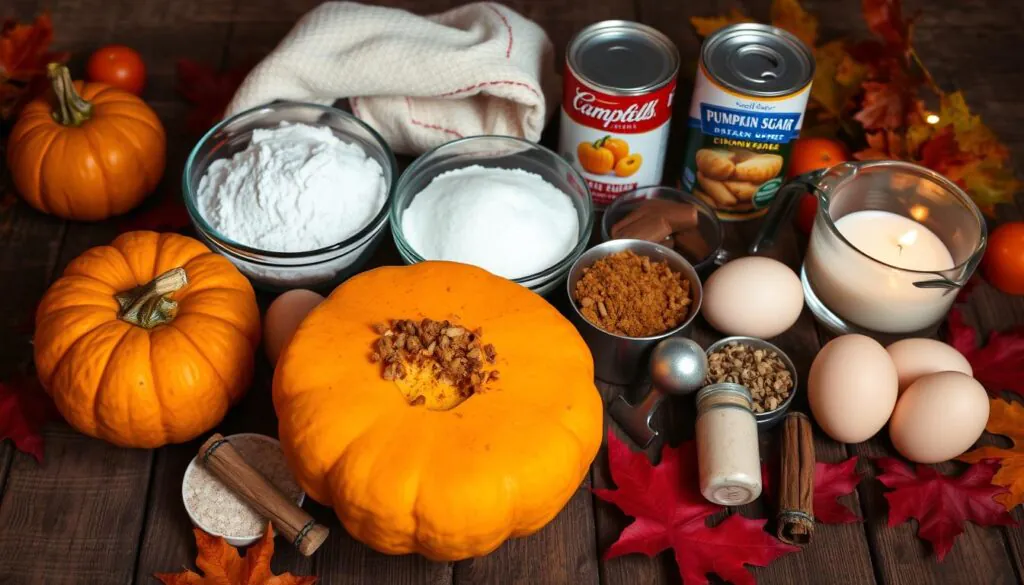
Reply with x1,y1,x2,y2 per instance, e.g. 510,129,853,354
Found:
983,222,1024,295
788,137,848,179
87,45,146,95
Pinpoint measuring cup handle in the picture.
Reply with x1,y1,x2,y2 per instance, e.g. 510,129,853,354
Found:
749,172,823,255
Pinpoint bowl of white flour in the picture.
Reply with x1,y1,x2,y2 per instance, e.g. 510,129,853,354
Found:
391,136,593,295
184,102,397,291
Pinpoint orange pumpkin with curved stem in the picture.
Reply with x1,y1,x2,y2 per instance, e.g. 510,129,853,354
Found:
33,231,260,448
273,261,603,560
603,136,630,164
577,138,615,174
7,63,165,220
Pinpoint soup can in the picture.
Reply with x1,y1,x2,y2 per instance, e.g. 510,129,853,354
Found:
680,23,815,221
559,21,679,207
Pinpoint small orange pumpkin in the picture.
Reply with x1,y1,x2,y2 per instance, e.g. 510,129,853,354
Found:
34,231,260,448
7,63,166,220
577,138,615,174
273,262,603,560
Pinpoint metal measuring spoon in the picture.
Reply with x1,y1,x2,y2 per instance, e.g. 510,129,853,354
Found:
608,337,708,448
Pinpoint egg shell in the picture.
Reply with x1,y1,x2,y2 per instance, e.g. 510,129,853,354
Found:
264,289,325,365
702,257,803,339
886,338,973,393
808,334,898,443
889,371,988,464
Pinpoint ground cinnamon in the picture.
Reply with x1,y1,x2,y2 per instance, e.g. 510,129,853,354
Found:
573,250,691,337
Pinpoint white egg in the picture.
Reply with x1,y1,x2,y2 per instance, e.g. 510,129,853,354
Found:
702,257,804,339
889,371,989,464
886,338,973,393
264,289,325,365
808,334,898,444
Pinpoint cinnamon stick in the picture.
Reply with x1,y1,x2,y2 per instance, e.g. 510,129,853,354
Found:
198,433,329,556
777,412,815,545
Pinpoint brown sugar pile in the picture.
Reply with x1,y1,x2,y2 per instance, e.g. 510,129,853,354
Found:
573,251,691,337
370,318,498,402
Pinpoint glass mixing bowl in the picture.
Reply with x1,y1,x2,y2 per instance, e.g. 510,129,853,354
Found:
390,136,594,296
183,102,397,292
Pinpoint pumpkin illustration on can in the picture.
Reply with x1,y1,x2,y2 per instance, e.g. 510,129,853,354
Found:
577,135,639,176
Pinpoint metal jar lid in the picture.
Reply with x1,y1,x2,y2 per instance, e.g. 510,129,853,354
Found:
701,23,815,98
568,20,680,95
696,382,754,414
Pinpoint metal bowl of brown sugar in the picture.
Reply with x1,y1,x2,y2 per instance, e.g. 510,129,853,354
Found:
566,239,703,384
704,336,798,430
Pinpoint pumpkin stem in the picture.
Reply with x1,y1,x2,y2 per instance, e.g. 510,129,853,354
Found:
47,63,93,127
116,268,189,329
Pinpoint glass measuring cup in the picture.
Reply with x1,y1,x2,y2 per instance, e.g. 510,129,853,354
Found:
751,160,986,340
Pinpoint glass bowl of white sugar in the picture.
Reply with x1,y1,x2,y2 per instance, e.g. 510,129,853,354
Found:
391,136,594,296
184,102,397,291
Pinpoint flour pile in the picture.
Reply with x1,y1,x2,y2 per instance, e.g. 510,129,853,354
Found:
197,122,386,253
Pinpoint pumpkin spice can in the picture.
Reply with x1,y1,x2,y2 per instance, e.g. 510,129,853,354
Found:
681,23,815,221
559,21,679,207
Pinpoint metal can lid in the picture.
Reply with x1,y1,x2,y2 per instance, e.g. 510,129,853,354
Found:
568,20,680,95
701,23,815,98
696,382,754,412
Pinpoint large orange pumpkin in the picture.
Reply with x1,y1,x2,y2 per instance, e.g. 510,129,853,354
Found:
34,231,260,448
7,63,165,220
273,262,603,560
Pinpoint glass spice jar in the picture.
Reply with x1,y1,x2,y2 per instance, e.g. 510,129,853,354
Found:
695,382,762,506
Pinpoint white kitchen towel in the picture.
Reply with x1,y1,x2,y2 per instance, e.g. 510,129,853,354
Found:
225,1,559,155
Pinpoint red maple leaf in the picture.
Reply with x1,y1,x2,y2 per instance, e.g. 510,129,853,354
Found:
594,432,798,585
814,457,864,523
176,59,251,135
945,308,1024,398
0,377,57,463
762,457,864,524
0,13,70,119
861,0,914,51
117,191,191,234
875,457,1015,561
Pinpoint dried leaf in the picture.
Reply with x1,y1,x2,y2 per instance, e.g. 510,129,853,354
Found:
771,0,818,48
0,377,56,463
810,40,866,119
875,457,1014,561
155,525,317,585
594,432,798,584
946,308,1024,398
960,398,1024,510
936,91,1009,161
854,81,907,130
0,13,69,119
690,9,753,38
176,59,251,135
861,0,914,51
854,129,905,160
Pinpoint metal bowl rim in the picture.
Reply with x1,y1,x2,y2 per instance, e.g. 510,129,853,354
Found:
704,335,798,417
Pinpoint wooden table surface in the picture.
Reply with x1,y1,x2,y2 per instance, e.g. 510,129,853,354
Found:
3,0,1024,584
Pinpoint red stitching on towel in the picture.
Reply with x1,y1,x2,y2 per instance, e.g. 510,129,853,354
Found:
436,80,542,99
486,4,513,58
406,97,464,138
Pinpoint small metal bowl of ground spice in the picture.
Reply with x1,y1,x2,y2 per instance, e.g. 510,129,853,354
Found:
182,433,305,547
704,336,798,430
567,239,702,384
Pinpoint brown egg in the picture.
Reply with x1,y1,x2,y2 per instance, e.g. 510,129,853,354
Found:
702,257,804,339
889,371,989,464
886,338,973,393
808,334,898,444
264,289,325,365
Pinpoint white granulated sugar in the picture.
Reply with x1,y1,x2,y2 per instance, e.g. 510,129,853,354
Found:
184,435,302,538
197,122,386,253
402,166,579,279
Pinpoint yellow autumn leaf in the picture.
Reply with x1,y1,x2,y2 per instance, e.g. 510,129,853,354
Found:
771,0,818,47
960,399,1024,510
690,9,752,38
808,41,865,119
937,91,1010,161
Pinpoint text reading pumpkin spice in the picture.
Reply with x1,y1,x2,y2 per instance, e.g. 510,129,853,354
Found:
573,250,691,337
370,318,497,404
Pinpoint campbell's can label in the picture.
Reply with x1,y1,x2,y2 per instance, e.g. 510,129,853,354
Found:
681,23,815,221
559,21,679,207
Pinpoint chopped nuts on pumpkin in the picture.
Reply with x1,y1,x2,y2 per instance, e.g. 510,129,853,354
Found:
705,342,793,414
370,318,498,403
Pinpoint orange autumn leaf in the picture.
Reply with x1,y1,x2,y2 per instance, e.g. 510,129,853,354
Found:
771,0,818,47
690,8,752,38
936,91,1010,161
861,0,914,50
960,398,1024,511
854,129,905,160
811,40,866,119
0,13,69,119
155,525,317,585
